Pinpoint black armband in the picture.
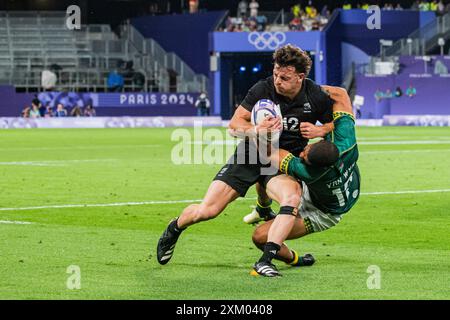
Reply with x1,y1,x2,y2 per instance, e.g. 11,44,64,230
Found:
279,206,299,216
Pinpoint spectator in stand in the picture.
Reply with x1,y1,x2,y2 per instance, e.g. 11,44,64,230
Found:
411,1,420,10
437,0,445,15
55,103,68,117
195,92,211,116
374,89,385,101
39,103,47,117
289,16,303,31
360,3,370,10
430,0,439,11
383,3,394,10
343,2,352,9
238,0,248,18
256,15,267,31
385,89,393,98
249,18,258,31
311,20,320,30
45,106,54,118
21,105,31,118
395,3,404,10
70,106,82,117
189,0,199,14
224,1,330,32
419,1,430,11
29,103,41,118
305,1,317,18
406,85,417,98
84,104,96,117
249,0,259,18
31,97,41,117
107,69,124,92
291,3,301,17
355,104,362,119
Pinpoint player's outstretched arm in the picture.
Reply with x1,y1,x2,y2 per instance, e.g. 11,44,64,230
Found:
321,85,353,115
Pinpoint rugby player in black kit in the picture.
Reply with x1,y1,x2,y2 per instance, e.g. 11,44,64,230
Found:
157,44,337,276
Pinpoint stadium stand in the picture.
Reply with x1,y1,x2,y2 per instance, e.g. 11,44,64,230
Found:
0,11,207,93
350,10,450,119
384,11,450,57
218,5,330,32
352,10,450,77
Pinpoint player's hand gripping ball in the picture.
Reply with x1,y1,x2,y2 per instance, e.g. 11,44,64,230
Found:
251,99,282,142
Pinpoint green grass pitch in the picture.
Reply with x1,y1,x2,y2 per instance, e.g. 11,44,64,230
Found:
0,126,449,299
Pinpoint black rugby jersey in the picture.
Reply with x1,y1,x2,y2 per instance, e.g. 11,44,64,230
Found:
241,76,333,155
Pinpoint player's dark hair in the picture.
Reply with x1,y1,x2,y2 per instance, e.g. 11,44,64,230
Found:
307,140,339,167
273,44,312,76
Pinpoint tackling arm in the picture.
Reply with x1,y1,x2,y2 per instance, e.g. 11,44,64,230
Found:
299,122,334,139
274,87,354,176
321,85,354,115
275,149,291,169
301,86,354,139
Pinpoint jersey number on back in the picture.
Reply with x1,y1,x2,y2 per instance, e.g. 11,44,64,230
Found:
332,173,354,207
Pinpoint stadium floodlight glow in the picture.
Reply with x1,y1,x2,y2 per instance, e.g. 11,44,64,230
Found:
252,64,262,73
239,66,246,72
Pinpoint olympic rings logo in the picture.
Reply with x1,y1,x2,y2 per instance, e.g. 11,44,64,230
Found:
248,32,287,50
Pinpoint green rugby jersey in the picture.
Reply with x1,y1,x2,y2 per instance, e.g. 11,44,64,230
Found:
280,112,360,214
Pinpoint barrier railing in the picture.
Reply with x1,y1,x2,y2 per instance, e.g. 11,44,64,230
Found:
385,11,450,56
1,11,204,92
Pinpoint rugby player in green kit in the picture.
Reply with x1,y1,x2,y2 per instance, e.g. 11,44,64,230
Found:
251,85,361,277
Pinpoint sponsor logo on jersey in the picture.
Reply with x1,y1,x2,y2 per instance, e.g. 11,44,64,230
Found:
303,102,312,113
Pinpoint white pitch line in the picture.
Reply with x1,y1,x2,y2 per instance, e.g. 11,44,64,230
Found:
0,159,118,167
0,189,449,212
361,149,450,155
357,136,450,141
360,189,450,196
188,140,450,146
0,199,204,212
358,140,450,145
0,145,161,152
0,220,33,225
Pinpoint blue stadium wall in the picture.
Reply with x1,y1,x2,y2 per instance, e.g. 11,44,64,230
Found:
131,11,227,76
